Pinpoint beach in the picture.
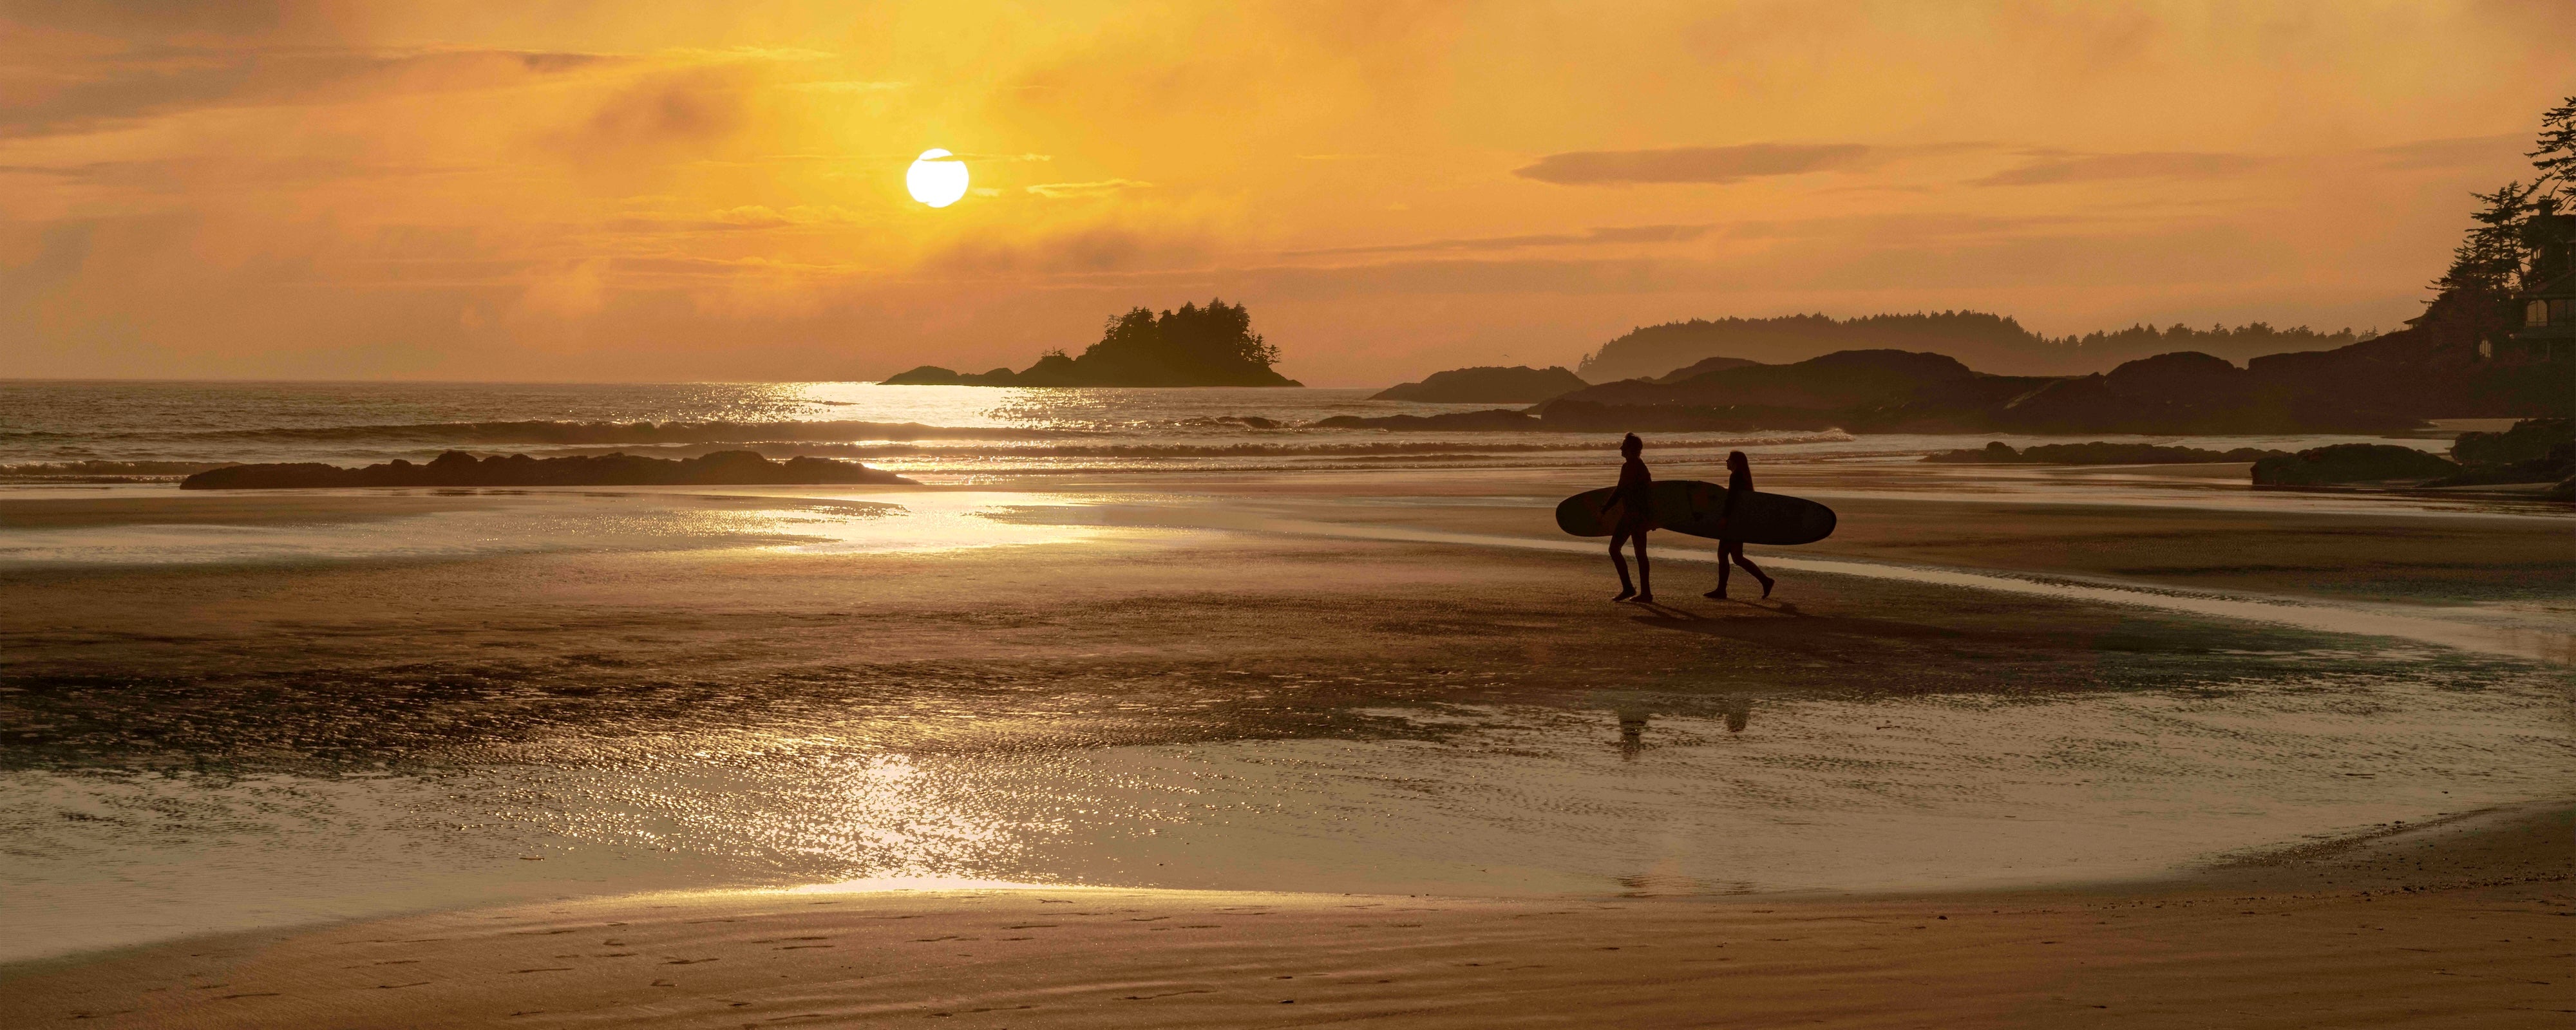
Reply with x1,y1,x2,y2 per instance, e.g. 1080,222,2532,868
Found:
3,385,2571,1024
3,793,2567,1027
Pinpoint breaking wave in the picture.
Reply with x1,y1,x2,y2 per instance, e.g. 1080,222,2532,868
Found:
770,435,1849,460
152,419,1089,445
0,460,233,480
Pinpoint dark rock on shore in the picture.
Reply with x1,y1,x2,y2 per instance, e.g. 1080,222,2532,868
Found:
1371,365,1587,403
2413,418,2576,486
2249,444,2458,486
2450,418,2573,465
182,450,916,491
2426,453,2576,486
1924,441,2289,464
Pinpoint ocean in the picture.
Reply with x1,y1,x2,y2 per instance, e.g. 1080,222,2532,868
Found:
0,380,2446,482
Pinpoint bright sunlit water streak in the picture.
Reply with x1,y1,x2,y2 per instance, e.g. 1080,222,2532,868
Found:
0,491,1110,566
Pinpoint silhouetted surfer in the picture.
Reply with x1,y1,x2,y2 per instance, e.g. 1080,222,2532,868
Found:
1600,433,1654,602
1705,450,1776,601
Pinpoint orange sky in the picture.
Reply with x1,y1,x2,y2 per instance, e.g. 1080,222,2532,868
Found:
2,1,2569,384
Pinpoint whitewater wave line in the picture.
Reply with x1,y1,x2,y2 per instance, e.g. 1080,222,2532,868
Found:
5,419,1856,448
51,419,1090,444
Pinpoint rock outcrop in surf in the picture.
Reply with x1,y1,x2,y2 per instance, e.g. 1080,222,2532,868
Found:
2450,418,2573,466
883,299,1300,387
2248,445,2458,486
1370,365,1586,403
2427,418,2576,487
1922,442,2290,465
180,450,915,490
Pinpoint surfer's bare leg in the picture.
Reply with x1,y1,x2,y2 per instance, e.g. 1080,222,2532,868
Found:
1608,531,1636,601
1707,543,1732,599
1732,545,1774,599
1631,532,1652,603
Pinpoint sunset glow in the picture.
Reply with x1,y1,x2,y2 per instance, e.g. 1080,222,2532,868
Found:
0,3,2568,384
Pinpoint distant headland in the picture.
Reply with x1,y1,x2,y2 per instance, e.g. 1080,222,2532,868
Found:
886,299,1300,388
1362,93,2574,436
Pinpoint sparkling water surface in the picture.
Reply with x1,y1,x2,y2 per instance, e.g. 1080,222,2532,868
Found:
0,380,2454,480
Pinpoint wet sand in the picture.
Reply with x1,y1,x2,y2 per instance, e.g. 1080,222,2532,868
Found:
3,802,2566,1029
3,469,2571,1020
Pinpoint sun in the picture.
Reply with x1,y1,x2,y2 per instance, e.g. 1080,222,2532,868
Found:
906,149,969,208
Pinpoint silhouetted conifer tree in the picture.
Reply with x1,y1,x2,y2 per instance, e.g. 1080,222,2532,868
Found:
2427,93,2576,342
1068,299,1287,386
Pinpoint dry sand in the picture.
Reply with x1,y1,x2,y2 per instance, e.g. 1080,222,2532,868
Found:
4,802,2566,1029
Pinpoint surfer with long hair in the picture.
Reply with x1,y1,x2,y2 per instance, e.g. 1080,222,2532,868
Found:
1705,449,1776,600
1600,433,1654,603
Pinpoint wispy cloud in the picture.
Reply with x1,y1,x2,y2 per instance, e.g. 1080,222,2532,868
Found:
667,46,838,62
787,80,907,93
1514,144,1876,185
2367,134,2526,171
0,46,632,140
1025,178,1153,198
1288,223,1712,257
1973,151,2260,186
706,204,868,227
0,160,488,192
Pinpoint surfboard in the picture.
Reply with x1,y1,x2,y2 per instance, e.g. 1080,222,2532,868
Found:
1555,481,1837,545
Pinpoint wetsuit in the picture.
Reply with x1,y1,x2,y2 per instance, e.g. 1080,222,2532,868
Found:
1719,463,1751,534
1614,456,1653,531
1708,460,1772,599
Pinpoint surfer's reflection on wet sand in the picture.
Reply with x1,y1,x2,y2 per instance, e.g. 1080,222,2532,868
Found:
1615,700,1752,758
1617,708,1650,759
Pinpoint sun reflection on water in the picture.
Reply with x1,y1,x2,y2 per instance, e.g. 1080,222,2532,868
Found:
726,493,1112,555
0,489,1124,566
